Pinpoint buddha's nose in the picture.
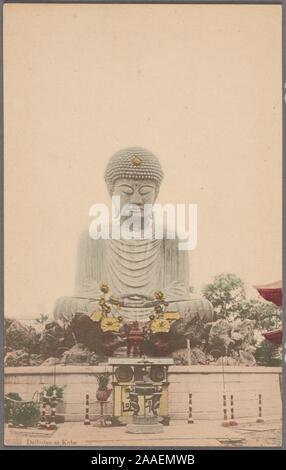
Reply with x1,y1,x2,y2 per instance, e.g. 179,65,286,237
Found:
129,193,144,207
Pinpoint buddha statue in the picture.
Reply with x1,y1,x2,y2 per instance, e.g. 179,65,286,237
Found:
53,147,213,335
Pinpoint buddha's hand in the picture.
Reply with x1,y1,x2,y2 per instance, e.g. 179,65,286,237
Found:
112,294,155,308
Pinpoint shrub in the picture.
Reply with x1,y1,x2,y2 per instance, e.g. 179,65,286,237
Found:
255,339,282,366
40,384,65,400
5,393,40,427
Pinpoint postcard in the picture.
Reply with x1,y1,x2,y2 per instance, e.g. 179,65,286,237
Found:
3,2,283,448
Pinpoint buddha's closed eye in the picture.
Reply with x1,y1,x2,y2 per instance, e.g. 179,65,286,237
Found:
117,185,133,195
139,185,154,195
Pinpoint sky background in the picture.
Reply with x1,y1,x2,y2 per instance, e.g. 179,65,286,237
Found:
4,4,282,319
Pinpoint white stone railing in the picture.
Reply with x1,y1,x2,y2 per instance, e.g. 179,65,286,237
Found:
4,365,282,422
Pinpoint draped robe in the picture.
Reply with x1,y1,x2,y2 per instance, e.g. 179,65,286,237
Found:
53,231,213,323
75,231,190,300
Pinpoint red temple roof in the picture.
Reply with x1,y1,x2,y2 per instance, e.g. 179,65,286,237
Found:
254,280,282,307
262,329,282,345
255,281,282,346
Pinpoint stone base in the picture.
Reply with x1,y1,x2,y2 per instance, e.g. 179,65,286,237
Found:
126,415,164,434
126,422,164,434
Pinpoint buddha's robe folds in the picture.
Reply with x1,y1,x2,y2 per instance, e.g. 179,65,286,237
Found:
53,231,213,323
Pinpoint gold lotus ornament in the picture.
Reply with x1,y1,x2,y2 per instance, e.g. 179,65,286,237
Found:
150,319,170,334
154,291,164,301
101,316,121,333
90,311,102,323
154,305,163,315
163,311,181,322
100,283,109,294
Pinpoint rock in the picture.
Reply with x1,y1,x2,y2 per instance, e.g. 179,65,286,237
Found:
88,353,101,365
207,318,257,363
41,357,61,366
4,318,14,331
4,349,30,367
60,343,89,364
5,320,39,354
4,350,45,367
208,319,234,355
39,321,74,358
172,347,207,365
112,346,128,358
171,313,210,347
233,319,256,350
69,314,103,353
190,347,208,365
60,344,101,365
215,356,239,366
239,346,256,366
29,354,43,366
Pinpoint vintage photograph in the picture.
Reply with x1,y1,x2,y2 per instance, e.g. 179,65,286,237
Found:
3,3,283,447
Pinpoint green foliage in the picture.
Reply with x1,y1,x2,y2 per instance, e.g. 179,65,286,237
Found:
202,273,282,366
34,314,49,326
237,299,282,332
6,392,22,401
96,373,110,390
4,393,40,427
202,273,245,319
4,320,40,355
202,273,282,332
40,384,65,400
255,339,282,366
4,393,22,422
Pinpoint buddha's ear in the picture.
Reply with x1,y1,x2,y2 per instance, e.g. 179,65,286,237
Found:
154,186,161,201
107,183,114,196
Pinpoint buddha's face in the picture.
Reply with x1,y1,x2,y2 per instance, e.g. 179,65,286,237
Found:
112,178,157,213
112,178,156,207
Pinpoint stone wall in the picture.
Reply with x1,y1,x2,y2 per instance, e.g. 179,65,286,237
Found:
168,366,282,421
4,365,282,422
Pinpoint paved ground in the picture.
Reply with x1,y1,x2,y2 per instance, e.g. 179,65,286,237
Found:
4,418,282,448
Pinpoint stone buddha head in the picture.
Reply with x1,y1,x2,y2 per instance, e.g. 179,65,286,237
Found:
104,147,164,222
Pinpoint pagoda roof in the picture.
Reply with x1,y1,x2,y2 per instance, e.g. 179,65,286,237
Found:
262,328,282,345
254,280,282,306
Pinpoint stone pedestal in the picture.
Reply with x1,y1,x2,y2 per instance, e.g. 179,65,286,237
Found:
126,415,163,434
109,358,173,428
124,378,164,434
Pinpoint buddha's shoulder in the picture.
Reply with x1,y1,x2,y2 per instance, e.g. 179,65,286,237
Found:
78,229,183,249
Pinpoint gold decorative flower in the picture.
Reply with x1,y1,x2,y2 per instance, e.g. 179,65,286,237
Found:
150,319,170,334
154,291,164,300
90,311,102,322
110,296,121,307
100,283,109,294
101,317,121,333
155,305,163,314
163,311,181,322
